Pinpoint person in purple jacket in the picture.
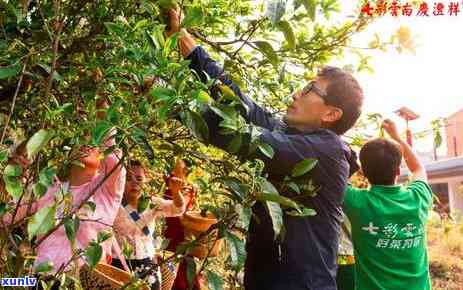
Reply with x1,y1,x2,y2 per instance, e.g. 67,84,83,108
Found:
164,9,364,290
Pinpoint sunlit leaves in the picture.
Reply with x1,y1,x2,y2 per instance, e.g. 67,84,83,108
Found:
91,122,111,146
26,129,54,160
84,242,102,268
207,270,224,290
277,20,297,49
27,205,56,240
225,231,246,269
182,6,205,28
254,41,279,67
3,164,23,200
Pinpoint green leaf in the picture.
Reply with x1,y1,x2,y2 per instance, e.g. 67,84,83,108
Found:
91,122,111,146
0,202,7,216
157,0,178,9
219,85,240,102
186,257,197,289
133,19,149,31
150,87,175,101
0,63,21,79
97,231,112,243
4,164,21,177
0,149,7,162
291,158,318,177
258,193,300,211
26,129,54,160
302,0,317,21
207,270,224,290
104,22,125,37
264,201,283,239
181,6,204,28
84,201,96,213
185,110,209,143
227,134,242,153
84,242,102,268
286,207,317,217
33,182,48,197
235,204,252,230
39,167,55,187
4,178,22,200
217,177,248,202
137,195,150,213
225,231,246,269
27,205,56,240
277,20,296,49
193,90,212,104
260,178,279,195
35,261,54,273
286,181,301,194
3,170,23,200
64,217,80,242
145,30,160,51
37,63,63,81
258,142,275,159
254,41,279,67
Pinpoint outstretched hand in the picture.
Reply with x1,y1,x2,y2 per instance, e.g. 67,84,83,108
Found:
382,119,401,141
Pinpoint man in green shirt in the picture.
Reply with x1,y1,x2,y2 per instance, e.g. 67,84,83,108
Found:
343,119,432,290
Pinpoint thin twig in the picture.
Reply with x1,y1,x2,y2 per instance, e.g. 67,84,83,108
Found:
42,0,63,114
231,18,265,59
0,60,28,145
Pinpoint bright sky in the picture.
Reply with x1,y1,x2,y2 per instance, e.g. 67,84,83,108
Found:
334,0,463,153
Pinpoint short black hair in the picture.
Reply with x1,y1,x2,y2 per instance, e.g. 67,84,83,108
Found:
359,138,402,185
318,66,364,135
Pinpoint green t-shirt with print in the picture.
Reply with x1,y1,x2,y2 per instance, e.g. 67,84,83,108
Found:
343,180,433,290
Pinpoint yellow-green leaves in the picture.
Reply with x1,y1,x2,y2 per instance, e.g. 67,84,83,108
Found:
84,242,102,268
181,6,204,28
27,205,57,241
301,0,317,21
91,121,111,146
277,20,297,50
0,63,21,79
254,41,278,67
225,231,246,270
3,164,23,200
291,158,318,177
157,0,178,10
26,129,54,160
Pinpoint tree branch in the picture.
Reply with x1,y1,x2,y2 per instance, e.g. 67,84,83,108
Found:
0,59,28,145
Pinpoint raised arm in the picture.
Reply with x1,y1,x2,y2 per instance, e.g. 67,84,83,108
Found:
166,9,282,130
382,119,427,181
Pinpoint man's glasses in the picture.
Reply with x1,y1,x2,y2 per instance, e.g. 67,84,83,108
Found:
301,81,328,99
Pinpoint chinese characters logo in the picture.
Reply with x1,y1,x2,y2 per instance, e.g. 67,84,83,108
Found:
360,1,461,17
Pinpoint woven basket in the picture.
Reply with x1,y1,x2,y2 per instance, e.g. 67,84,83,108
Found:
79,263,149,290
181,211,223,259
160,257,179,290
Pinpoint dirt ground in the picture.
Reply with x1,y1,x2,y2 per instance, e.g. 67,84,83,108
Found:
428,217,463,290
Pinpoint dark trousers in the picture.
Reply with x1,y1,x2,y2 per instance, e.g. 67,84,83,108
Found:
244,270,312,290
